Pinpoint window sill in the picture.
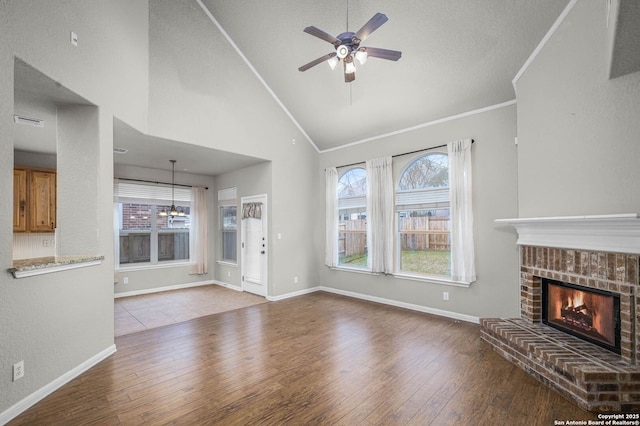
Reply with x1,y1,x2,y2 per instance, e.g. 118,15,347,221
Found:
327,266,473,288
329,266,378,275
216,261,238,267
393,272,473,288
118,261,191,272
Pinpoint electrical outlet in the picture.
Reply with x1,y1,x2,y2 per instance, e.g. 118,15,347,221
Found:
294,276,298,284
227,271,231,278
443,292,449,301
123,277,129,284
70,31,78,46
13,360,24,381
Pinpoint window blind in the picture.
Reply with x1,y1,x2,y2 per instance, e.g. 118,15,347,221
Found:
114,181,191,205
218,187,237,206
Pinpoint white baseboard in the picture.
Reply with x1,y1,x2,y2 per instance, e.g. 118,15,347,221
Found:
266,286,320,302
114,280,216,298
0,344,117,425
211,280,243,292
317,286,480,324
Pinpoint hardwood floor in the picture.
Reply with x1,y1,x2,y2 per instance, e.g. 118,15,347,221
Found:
10,292,595,425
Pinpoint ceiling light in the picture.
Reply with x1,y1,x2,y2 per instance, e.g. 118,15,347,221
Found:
355,49,368,65
159,160,183,218
336,45,350,59
327,56,339,70
344,56,356,75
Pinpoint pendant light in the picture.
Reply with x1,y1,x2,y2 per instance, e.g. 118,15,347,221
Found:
159,160,183,217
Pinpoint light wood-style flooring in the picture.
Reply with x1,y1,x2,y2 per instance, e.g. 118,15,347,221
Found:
10,292,596,425
115,285,267,336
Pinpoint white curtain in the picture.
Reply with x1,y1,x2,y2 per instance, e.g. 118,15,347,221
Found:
448,139,476,283
325,167,338,267
189,186,209,275
366,156,394,274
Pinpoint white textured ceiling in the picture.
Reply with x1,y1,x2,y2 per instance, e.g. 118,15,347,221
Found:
13,1,570,174
201,0,570,151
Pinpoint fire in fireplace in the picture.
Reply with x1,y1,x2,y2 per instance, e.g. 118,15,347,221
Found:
542,278,621,354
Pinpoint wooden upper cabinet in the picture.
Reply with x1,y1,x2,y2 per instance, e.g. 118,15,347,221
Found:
13,169,27,232
13,167,57,233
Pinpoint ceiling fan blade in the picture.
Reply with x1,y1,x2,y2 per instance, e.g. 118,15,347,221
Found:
298,52,337,72
354,13,388,43
362,47,402,61
303,26,341,45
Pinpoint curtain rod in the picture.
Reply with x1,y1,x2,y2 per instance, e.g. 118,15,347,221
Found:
332,139,475,170
115,177,208,190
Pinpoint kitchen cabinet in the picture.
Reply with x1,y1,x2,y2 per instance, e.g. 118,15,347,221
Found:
13,167,56,233
13,169,27,232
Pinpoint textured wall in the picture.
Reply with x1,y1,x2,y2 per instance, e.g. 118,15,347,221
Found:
147,0,318,297
515,0,640,217
0,0,146,417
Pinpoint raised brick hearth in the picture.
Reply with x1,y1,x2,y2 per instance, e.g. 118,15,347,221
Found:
481,221,640,412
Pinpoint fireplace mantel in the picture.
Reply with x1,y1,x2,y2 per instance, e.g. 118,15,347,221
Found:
495,213,640,254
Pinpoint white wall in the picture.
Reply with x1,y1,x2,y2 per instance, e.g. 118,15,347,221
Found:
0,0,146,417
515,0,640,218
317,104,520,319
146,0,318,297
8,0,149,131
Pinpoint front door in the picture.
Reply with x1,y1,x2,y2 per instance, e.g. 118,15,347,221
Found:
241,194,267,297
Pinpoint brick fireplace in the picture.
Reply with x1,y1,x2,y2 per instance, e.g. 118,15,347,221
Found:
482,214,640,412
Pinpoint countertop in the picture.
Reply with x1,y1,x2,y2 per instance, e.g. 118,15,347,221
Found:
9,255,105,278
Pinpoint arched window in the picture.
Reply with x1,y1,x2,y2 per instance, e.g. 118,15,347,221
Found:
337,167,368,268
398,153,449,190
396,153,451,277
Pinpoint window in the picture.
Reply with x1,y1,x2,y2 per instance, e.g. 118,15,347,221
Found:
396,153,451,277
218,187,237,263
115,182,191,266
220,206,237,262
337,167,368,268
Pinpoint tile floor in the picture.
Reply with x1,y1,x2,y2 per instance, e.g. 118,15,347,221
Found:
114,285,267,337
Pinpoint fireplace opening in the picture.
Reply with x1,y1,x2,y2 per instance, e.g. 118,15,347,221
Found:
541,278,621,354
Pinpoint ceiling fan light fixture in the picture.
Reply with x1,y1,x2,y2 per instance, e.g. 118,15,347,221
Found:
298,12,401,83
327,56,339,70
344,56,356,75
336,44,350,59
355,49,368,65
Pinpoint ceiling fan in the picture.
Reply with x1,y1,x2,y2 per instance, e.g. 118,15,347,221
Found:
298,12,402,83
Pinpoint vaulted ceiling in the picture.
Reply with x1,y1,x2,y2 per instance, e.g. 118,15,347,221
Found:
200,0,570,151
13,1,571,174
